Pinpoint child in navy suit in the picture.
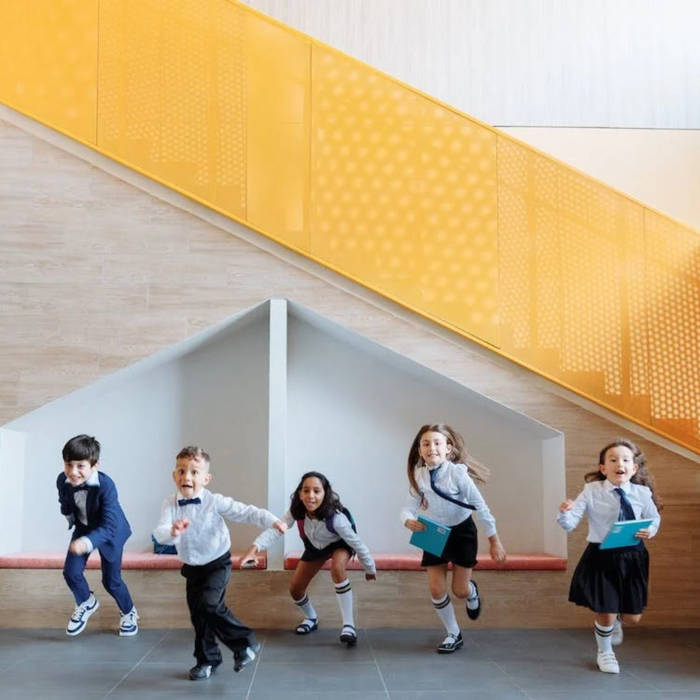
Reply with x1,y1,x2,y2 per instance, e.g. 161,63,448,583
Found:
57,434,138,636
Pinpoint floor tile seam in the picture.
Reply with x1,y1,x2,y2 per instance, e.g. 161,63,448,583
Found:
365,628,391,700
101,629,170,698
486,657,537,696
245,638,266,700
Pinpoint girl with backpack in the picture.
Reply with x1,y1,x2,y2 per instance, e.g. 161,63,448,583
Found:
243,471,376,646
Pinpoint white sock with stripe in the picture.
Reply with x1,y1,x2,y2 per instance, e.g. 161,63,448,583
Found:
594,622,614,653
334,579,354,627
432,594,460,636
293,594,317,624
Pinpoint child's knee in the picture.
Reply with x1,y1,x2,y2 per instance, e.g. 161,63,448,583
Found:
451,582,470,599
622,614,642,624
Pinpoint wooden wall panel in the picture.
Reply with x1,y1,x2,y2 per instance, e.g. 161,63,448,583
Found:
0,113,698,627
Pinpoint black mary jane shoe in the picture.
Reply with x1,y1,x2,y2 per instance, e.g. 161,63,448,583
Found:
437,632,463,654
466,579,481,621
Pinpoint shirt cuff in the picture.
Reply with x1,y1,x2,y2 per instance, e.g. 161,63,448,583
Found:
78,536,94,554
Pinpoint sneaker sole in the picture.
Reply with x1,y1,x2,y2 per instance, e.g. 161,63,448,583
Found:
119,627,139,637
66,599,100,636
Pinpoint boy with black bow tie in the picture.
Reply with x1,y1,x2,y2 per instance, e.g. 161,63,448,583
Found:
152,445,286,680
57,434,138,636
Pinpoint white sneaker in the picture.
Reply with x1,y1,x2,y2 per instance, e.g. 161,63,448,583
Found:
66,594,100,636
611,617,623,646
119,607,139,636
597,650,620,674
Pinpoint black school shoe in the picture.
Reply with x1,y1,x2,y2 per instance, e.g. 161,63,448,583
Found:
466,579,481,620
437,632,463,654
189,661,220,681
233,641,261,672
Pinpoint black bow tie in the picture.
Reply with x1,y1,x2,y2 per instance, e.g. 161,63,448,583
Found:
72,484,89,492
178,497,201,506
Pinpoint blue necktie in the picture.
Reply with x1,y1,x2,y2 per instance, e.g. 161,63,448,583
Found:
178,497,201,506
613,487,635,521
429,467,476,511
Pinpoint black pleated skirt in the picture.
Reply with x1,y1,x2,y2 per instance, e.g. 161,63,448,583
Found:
569,542,649,614
421,516,478,569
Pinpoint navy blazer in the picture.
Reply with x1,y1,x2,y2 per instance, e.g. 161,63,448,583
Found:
56,470,132,562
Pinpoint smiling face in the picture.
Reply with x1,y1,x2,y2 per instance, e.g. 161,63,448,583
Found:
599,444,638,486
299,476,325,514
418,430,451,468
172,456,212,497
64,459,98,487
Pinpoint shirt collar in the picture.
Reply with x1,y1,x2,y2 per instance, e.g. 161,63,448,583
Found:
85,471,100,487
603,479,631,493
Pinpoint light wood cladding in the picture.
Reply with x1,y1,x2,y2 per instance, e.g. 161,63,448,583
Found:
0,114,698,627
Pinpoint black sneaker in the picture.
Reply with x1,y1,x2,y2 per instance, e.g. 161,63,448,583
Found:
189,661,220,681
466,579,481,620
233,642,261,672
437,632,463,654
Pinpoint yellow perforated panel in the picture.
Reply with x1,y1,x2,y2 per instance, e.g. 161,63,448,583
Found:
98,0,247,219
498,136,653,420
0,0,97,144
309,46,499,347
246,13,310,249
645,211,700,444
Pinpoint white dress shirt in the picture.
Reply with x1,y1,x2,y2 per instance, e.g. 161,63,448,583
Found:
557,479,661,543
254,510,376,575
153,488,280,566
74,471,100,553
400,461,498,538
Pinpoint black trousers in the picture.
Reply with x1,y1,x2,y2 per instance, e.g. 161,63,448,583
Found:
181,552,256,665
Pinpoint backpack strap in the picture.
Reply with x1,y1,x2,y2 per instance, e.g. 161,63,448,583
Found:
327,507,357,535
296,519,306,539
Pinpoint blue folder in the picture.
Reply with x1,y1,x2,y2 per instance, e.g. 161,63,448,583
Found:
599,519,653,550
409,515,452,557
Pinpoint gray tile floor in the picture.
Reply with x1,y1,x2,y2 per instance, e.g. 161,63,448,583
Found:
1,627,698,699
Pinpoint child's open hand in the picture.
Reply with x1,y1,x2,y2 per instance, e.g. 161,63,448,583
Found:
404,518,426,532
241,544,259,568
273,520,287,534
365,573,376,581
171,518,190,537
489,535,507,563
635,528,651,540
69,539,89,555
559,499,575,513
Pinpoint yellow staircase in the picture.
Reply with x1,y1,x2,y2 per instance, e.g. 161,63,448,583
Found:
1,0,698,452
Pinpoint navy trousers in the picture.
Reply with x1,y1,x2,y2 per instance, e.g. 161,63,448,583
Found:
63,547,134,613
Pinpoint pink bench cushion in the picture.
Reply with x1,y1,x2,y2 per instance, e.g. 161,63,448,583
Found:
283,552,566,571
0,550,267,570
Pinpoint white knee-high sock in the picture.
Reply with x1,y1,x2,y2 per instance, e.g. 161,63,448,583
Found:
466,580,479,611
293,594,317,621
334,579,354,627
432,594,460,636
594,622,614,653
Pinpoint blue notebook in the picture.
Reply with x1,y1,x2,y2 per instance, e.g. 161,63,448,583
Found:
409,516,452,557
599,519,653,550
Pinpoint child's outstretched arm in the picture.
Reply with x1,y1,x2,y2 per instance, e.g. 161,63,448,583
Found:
332,512,377,580
243,510,295,566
